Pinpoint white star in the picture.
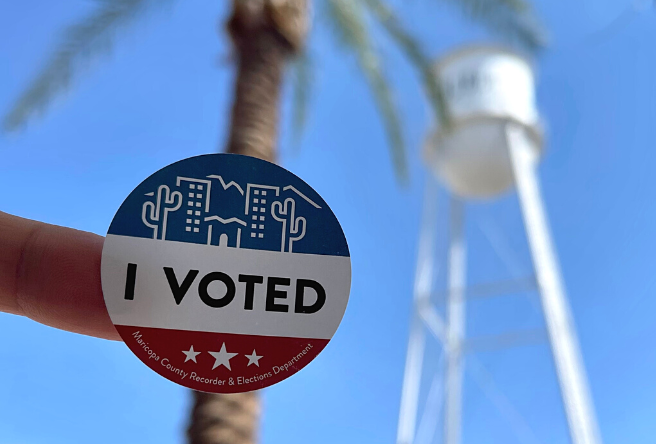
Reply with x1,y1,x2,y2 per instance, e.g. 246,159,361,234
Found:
208,343,238,370
245,350,263,367
182,345,201,363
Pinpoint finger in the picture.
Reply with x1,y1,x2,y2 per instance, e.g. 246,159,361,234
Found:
0,211,120,341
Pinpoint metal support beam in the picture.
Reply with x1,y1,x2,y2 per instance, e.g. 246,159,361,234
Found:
431,276,537,301
418,301,447,344
444,197,466,444
463,329,547,354
397,178,439,444
415,357,445,444
467,356,543,444
507,123,602,444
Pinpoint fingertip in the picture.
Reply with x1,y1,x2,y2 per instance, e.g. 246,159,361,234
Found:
10,216,120,341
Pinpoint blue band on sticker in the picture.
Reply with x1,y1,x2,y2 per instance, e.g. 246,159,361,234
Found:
107,154,349,257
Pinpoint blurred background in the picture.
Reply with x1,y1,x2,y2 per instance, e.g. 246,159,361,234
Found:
1,0,656,443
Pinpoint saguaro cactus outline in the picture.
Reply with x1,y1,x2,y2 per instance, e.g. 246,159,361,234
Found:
271,197,306,252
142,185,183,240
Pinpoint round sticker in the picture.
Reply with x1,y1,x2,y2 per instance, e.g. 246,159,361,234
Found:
101,154,351,393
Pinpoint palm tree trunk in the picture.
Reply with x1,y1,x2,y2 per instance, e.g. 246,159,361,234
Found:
225,16,287,161
188,391,260,444
187,1,307,444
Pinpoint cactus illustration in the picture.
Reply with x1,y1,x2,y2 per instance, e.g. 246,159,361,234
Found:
271,198,306,252
142,185,183,240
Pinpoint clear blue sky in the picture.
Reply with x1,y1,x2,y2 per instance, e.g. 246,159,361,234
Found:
1,1,655,443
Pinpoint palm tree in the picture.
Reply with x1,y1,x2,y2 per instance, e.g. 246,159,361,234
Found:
2,0,545,443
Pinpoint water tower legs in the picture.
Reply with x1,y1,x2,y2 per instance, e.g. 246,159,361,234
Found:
397,181,438,444
506,123,602,444
444,198,466,444
397,124,601,444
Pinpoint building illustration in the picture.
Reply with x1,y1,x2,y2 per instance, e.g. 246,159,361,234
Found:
140,174,321,254
245,183,278,241
178,177,212,237
204,216,246,248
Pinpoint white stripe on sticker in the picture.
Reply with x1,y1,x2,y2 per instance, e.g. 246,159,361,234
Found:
101,234,351,339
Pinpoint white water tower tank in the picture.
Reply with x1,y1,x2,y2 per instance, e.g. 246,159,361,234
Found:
424,46,543,198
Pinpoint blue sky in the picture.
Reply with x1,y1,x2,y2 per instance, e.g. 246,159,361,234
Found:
1,1,656,443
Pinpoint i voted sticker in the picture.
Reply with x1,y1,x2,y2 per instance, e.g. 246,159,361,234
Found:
101,154,351,393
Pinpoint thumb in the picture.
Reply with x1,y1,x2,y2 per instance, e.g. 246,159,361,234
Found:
0,211,120,341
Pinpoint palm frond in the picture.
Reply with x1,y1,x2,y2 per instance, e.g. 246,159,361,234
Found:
362,0,450,128
440,0,548,52
3,0,170,132
289,49,314,148
325,0,408,181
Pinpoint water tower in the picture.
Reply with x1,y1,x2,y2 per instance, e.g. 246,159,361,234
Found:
396,46,602,444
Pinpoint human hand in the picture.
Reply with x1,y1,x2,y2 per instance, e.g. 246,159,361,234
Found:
0,211,120,340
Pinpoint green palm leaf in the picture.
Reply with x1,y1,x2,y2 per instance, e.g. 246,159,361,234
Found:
325,0,408,181
2,0,172,132
362,0,451,127
438,0,548,51
289,49,314,148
